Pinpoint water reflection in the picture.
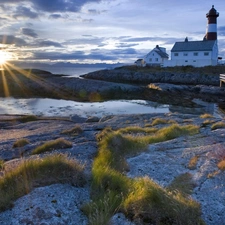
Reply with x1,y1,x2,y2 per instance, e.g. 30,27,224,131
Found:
0,97,223,118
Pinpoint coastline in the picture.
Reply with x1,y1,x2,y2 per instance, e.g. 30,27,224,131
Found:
0,66,225,224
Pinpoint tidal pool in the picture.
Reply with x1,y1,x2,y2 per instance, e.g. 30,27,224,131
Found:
0,97,221,118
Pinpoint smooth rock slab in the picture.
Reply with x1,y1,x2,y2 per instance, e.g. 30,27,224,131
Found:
0,184,89,225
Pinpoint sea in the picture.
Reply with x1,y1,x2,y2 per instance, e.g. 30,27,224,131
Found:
36,66,107,77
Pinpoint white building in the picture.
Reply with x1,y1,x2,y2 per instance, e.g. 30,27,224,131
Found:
164,5,220,67
164,37,218,67
143,45,169,66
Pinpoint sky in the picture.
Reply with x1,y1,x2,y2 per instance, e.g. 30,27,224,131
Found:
0,0,225,65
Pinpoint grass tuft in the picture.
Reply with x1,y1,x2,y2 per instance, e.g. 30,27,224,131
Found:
61,125,83,136
167,173,196,195
123,176,203,225
200,113,214,119
217,159,225,171
0,159,4,170
211,122,225,130
31,138,72,155
13,139,30,148
0,154,85,211
17,115,38,123
188,155,199,170
85,124,202,225
151,118,176,126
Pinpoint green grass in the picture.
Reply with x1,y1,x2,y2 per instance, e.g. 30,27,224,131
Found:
84,123,202,225
0,154,85,211
61,125,83,136
13,139,30,148
211,122,225,130
123,176,203,225
31,138,72,155
0,159,4,170
167,173,196,195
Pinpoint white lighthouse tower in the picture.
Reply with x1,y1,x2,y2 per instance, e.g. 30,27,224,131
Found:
205,5,219,40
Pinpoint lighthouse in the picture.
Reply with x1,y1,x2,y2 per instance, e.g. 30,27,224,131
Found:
205,5,219,40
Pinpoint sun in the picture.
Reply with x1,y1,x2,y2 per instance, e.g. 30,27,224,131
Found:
0,51,11,66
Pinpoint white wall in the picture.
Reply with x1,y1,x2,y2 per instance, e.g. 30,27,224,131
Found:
144,50,168,65
166,42,218,67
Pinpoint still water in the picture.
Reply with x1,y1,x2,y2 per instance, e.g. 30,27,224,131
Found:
0,97,222,118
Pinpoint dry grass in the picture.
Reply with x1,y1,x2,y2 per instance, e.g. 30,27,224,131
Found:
217,159,225,170
202,119,215,127
211,122,225,130
188,155,199,170
61,125,83,136
0,154,86,211
200,113,214,119
31,138,72,155
151,118,176,126
13,138,30,148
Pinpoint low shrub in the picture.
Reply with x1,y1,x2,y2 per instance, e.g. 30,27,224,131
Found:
31,138,72,155
13,138,30,148
0,154,85,211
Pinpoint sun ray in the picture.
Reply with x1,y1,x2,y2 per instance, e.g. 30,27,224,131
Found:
1,70,10,97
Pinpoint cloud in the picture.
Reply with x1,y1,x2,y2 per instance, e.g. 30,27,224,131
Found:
21,28,38,38
218,26,225,36
49,14,63,19
88,9,107,15
1,0,102,13
13,6,39,19
0,35,27,46
38,40,63,48
116,43,139,48
31,50,116,61
64,36,106,46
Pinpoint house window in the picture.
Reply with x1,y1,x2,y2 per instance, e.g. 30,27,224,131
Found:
193,60,196,62
193,52,198,56
174,53,178,56
204,52,209,56
185,60,188,62
155,58,158,62
184,53,188,56
149,58,152,62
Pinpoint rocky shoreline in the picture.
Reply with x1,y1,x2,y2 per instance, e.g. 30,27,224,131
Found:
0,112,225,224
0,67,225,224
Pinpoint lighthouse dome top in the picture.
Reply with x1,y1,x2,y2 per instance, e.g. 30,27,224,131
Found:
207,5,219,17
